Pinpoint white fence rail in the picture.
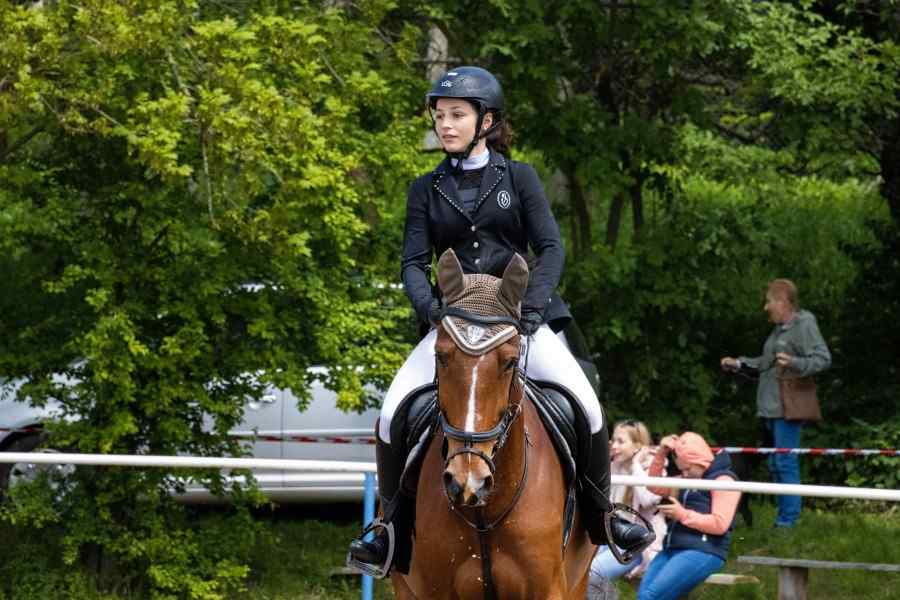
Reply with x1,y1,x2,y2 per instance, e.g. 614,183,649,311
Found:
1,452,899,501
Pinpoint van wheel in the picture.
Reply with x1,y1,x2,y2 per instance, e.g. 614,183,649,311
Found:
0,433,74,496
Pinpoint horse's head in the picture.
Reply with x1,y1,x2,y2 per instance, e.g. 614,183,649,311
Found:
434,249,529,508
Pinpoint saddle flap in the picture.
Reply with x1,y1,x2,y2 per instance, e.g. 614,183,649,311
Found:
388,383,437,455
525,380,581,484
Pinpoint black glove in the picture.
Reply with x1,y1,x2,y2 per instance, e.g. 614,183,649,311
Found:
427,298,443,326
519,309,544,336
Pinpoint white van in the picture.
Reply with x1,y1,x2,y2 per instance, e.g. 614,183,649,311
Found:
0,371,381,503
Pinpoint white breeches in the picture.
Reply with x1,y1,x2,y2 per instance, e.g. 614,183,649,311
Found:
377,325,603,443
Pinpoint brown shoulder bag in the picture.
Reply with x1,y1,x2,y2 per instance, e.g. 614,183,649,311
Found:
779,376,822,422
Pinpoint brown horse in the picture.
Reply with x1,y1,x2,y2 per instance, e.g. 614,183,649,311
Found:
391,249,596,599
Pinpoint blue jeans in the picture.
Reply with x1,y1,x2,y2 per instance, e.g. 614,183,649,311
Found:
589,545,642,583
766,418,802,526
637,548,725,600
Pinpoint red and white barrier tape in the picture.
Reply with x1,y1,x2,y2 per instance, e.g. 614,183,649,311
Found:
712,447,900,457
234,434,376,445
0,427,377,445
3,427,898,455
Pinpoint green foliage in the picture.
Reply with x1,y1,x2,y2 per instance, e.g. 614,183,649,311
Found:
565,123,886,437
0,0,424,596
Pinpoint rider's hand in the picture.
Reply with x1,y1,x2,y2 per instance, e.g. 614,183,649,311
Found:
720,357,740,372
519,310,543,336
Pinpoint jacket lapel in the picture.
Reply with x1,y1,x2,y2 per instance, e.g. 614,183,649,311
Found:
473,151,507,214
432,158,470,221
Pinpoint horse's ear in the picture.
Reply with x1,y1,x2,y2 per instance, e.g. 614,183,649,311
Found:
437,249,466,304
498,253,529,317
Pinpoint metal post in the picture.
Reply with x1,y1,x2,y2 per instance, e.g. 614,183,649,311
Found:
361,471,375,600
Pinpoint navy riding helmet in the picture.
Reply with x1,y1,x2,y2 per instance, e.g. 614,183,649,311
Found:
426,66,504,161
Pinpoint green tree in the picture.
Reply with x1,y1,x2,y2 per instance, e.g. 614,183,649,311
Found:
0,0,424,596
423,0,748,253
732,0,900,222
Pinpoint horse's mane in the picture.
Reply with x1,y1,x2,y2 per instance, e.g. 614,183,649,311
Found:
442,273,520,355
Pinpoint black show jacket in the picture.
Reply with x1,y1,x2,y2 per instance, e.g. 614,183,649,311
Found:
401,150,568,329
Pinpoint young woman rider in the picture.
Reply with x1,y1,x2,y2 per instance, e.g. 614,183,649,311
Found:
348,66,653,575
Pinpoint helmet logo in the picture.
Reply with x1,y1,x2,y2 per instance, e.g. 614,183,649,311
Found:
447,72,458,76
497,190,512,209
441,80,452,87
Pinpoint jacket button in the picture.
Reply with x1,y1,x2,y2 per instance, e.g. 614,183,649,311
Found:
470,225,476,232
474,258,480,265
473,242,479,248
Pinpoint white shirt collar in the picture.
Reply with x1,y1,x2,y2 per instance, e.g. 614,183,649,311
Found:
451,148,490,171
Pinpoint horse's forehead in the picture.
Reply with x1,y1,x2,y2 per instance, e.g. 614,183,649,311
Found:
443,274,518,355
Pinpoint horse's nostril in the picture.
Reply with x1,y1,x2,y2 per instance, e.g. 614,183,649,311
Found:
443,471,462,500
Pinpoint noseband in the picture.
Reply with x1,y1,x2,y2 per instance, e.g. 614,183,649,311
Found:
440,402,522,480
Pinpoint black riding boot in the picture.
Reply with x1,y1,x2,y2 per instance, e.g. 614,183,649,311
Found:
582,430,656,558
348,436,410,572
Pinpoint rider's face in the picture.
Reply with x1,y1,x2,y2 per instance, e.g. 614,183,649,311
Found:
433,98,492,154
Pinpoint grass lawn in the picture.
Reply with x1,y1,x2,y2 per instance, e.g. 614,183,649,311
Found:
614,500,900,599
242,499,900,599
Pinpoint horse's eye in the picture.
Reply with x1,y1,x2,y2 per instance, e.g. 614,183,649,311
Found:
436,352,448,367
505,357,518,371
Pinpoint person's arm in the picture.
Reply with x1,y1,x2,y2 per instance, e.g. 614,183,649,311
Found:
791,315,831,377
646,447,675,498
630,459,663,509
400,178,436,324
515,162,565,316
669,476,741,535
737,354,762,370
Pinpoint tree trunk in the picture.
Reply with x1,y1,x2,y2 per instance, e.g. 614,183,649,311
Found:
882,116,900,224
605,192,626,250
630,175,644,239
565,167,592,257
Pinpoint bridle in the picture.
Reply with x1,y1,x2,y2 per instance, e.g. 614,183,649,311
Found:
436,307,529,533
436,307,530,600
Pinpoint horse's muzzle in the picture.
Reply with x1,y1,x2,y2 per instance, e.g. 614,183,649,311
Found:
443,468,493,507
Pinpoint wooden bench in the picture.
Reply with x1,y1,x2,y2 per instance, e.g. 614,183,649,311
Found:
702,573,760,586
594,572,759,600
737,555,900,600
676,573,760,599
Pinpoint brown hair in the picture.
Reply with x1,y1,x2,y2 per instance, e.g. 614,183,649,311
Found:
767,278,799,309
486,116,514,156
613,420,652,506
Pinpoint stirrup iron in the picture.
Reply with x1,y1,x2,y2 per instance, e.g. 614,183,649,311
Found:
345,518,396,579
604,502,656,565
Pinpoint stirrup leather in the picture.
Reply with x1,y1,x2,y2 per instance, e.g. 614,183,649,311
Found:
604,502,656,565
345,518,396,579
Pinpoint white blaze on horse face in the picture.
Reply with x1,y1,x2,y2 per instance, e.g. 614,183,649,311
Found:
464,359,482,432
